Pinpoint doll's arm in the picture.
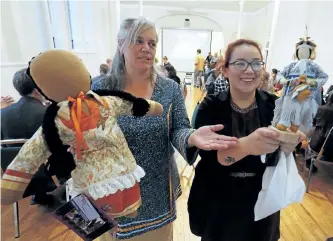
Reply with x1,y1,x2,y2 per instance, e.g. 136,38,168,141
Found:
1,128,51,205
278,64,294,85
99,90,163,117
314,63,328,88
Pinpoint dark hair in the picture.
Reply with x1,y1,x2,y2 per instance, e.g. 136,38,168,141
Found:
163,56,168,60
197,49,201,54
100,64,109,74
327,91,333,104
13,68,36,96
165,65,177,77
223,39,263,68
272,68,278,74
164,65,177,78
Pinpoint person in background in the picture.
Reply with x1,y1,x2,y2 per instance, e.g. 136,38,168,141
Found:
106,58,112,73
91,64,109,87
188,39,306,241
194,49,205,88
204,61,212,84
214,74,229,94
210,52,219,65
0,96,15,109
1,68,47,143
164,64,181,85
271,68,282,91
162,56,172,68
205,69,218,95
0,68,55,205
258,71,275,93
306,91,333,172
106,58,112,68
92,18,237,241
206,52,212,64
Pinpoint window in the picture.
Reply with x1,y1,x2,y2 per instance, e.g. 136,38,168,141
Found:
66,0,95,52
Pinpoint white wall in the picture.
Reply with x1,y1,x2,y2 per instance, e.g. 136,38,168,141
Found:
268,1,333,92
1,1,53,100
1,0,115,99
2,1,332,98
243,2,274,48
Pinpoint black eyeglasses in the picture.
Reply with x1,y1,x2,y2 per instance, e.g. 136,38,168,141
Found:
228,60,265,72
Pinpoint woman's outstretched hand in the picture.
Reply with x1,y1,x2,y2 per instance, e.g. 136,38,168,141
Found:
188,125,238,151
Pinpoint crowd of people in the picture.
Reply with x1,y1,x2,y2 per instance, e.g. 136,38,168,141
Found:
1,17,332,241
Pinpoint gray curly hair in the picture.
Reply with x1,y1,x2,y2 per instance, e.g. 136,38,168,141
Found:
102,18,159,90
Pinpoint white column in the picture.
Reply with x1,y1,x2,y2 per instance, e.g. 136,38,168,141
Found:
237,0,244,39
266,0,280,70
139,0,143,17
107,0,121,58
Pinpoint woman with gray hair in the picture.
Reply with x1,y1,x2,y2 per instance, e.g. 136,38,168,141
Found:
92,18,238,240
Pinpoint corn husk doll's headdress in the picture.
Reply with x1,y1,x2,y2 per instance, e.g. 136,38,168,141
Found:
293,27,317,60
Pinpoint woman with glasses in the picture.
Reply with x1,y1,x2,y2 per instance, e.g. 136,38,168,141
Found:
188,39,305,241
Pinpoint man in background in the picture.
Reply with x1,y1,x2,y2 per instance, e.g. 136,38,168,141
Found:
92,64,109,84
0,68,55,205
194,49,205,88
1,68,47,143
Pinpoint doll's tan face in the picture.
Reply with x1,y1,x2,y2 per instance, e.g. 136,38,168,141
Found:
223,44,263,94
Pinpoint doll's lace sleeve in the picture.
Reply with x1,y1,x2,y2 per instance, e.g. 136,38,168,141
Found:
1,127,51,204
103,96,134,116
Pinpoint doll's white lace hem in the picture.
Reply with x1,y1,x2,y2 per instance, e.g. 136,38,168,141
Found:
67,165,145,200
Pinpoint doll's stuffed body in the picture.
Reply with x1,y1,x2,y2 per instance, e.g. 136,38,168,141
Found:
1,50,163,219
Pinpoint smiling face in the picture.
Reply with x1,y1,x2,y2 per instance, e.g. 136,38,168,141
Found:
123,28,157,72
223,44,263,95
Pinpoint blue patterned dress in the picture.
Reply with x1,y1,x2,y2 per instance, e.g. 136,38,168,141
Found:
92,75,196,239
272,59,328,133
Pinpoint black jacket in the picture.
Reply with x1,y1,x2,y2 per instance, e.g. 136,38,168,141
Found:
1,96,46,145
188,90,280,241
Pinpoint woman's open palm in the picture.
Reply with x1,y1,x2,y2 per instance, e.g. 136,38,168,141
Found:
189,125,238,151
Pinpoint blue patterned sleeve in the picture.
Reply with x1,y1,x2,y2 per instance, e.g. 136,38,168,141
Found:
169,83,197,165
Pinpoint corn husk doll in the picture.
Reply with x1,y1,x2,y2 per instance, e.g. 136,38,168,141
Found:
272,36,328,136
255,36,328,221
1,50,163,219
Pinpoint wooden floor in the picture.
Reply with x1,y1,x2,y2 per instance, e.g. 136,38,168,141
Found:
2,87,333,241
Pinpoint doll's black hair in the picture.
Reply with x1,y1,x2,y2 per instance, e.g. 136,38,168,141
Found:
26,58,149,179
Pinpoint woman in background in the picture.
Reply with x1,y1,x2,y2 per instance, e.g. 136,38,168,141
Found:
164,64,181,85
188,39,305,241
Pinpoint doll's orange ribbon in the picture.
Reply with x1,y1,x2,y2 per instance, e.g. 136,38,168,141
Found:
68,91,89,160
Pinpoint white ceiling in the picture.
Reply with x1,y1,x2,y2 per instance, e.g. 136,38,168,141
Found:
120,0,272,13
